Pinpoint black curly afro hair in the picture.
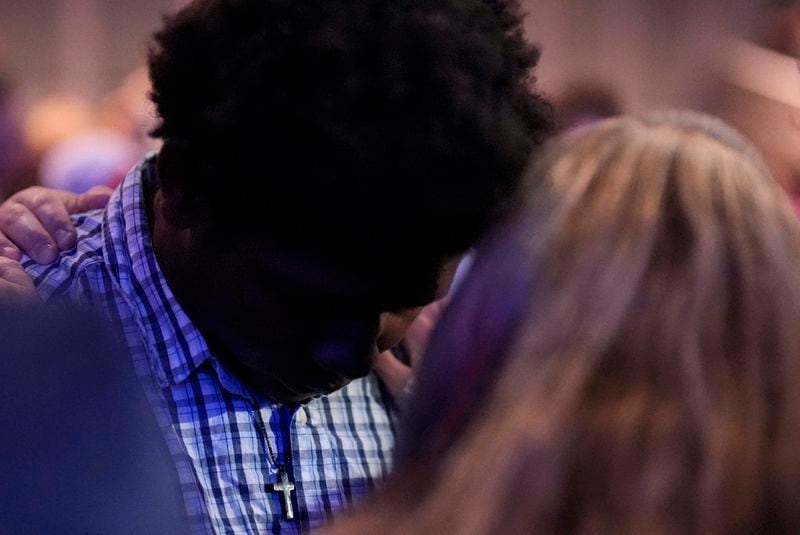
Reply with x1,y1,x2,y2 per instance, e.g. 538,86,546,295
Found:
148,0,552,263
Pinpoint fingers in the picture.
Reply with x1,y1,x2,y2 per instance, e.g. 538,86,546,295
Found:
76,186,113,212
374,351,414,399
402,297,449,366
0,185,102,263
0,231,21,261
25,189,79,249
0,256,35,289
0,199,60,264
0,185,112,264
26,186,113,252
0,257,39,303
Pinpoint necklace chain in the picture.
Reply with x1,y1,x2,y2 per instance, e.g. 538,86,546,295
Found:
252,403,297,521
252,403,289,467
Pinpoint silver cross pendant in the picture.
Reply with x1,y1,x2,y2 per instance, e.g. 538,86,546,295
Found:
271,465,296,520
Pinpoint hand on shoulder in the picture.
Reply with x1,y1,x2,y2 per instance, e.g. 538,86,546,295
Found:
0,185,112,301
0,185,112,264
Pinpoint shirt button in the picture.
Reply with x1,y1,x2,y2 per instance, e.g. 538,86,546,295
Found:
295,408,308,425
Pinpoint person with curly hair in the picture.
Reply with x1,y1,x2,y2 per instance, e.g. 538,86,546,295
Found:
0,0,552,531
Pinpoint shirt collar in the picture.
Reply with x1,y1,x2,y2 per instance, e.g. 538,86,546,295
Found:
101,154,214,388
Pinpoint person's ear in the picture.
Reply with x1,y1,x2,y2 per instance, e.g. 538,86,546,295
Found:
158,181,204,230
156,140,207,230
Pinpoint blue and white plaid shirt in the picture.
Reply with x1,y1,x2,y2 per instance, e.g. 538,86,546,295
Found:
23,155,398,534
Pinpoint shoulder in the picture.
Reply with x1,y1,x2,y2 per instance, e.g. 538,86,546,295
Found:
22,208,109,300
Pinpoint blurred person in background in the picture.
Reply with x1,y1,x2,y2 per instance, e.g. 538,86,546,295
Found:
0,74,25,202
23,68,156,196
0,304,192,533
97,66,159,153
328,112,800,534
10,93,120,202
37,67,159,194
762,0,800,56
0,0,552,531
710,0,800,212
37,128,140,193
713,40,800,212
19,93,95,192
553,79,623,133
22,94,94,163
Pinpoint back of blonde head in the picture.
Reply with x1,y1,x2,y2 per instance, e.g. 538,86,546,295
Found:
330,112,800,534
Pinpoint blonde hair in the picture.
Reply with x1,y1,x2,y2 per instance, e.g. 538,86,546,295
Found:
330,112,800,534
